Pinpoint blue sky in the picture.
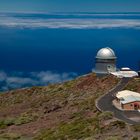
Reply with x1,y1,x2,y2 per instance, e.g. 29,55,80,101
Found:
0,0,140,13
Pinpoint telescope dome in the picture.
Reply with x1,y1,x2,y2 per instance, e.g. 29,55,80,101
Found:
96,47,116,59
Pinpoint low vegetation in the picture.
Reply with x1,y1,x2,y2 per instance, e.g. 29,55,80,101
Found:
0,73,140,139
0,133,21,140
98,111,113,121
34,114,102,140
0,112,38,129
125,78,140,92
131,125,140,132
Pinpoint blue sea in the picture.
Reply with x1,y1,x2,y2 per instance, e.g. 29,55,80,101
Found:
0,12,140,91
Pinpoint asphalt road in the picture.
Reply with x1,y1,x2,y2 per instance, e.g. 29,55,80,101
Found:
97,78,140,125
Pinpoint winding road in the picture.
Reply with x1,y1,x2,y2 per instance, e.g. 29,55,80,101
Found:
96,78,140,125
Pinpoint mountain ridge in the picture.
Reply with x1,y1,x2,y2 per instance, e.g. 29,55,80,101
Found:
0,73,140,140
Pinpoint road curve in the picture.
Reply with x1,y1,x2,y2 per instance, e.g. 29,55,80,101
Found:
96,78,140,125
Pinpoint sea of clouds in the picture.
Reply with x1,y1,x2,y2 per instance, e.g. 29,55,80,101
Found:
0,13,140,29
0,70,77,91
0,13,140,91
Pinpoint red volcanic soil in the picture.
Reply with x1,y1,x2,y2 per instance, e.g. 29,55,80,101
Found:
0,73,119,138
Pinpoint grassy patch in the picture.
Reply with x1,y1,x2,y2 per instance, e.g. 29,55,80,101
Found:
77,97,97,111
34,116,102,140
0,112,39,129
15,112,38,125
98,111,113,121
63,79,76,89
125,79,140,92
0,118,15,129
0,133,21,140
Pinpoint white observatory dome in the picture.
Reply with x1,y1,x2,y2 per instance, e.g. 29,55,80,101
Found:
96,47,116,59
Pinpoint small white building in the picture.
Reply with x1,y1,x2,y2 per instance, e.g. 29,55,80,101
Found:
116,90,140,110
110,67,138,78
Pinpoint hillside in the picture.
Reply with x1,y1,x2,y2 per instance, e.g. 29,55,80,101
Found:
0,73,140,140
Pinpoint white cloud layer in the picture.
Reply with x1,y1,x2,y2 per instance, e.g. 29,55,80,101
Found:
0,14,140,29
0,70,77,91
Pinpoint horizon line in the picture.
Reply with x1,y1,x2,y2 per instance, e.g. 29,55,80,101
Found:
1,11,140,14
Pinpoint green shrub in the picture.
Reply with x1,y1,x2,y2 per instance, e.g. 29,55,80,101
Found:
0,112,39,129
63,80,76,88
0,133,21,140
0,120,7,129
4,118,15,126
99,111,113,121
15,112,38,125
34,117,101,140
76,97,97,112
132,125,140,132
0,118,15,129
111,120,126,129
131,137,139,140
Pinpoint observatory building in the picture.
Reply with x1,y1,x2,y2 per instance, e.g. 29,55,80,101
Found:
95,47,117,74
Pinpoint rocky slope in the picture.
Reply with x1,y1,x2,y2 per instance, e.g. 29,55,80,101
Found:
0,73,140,140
